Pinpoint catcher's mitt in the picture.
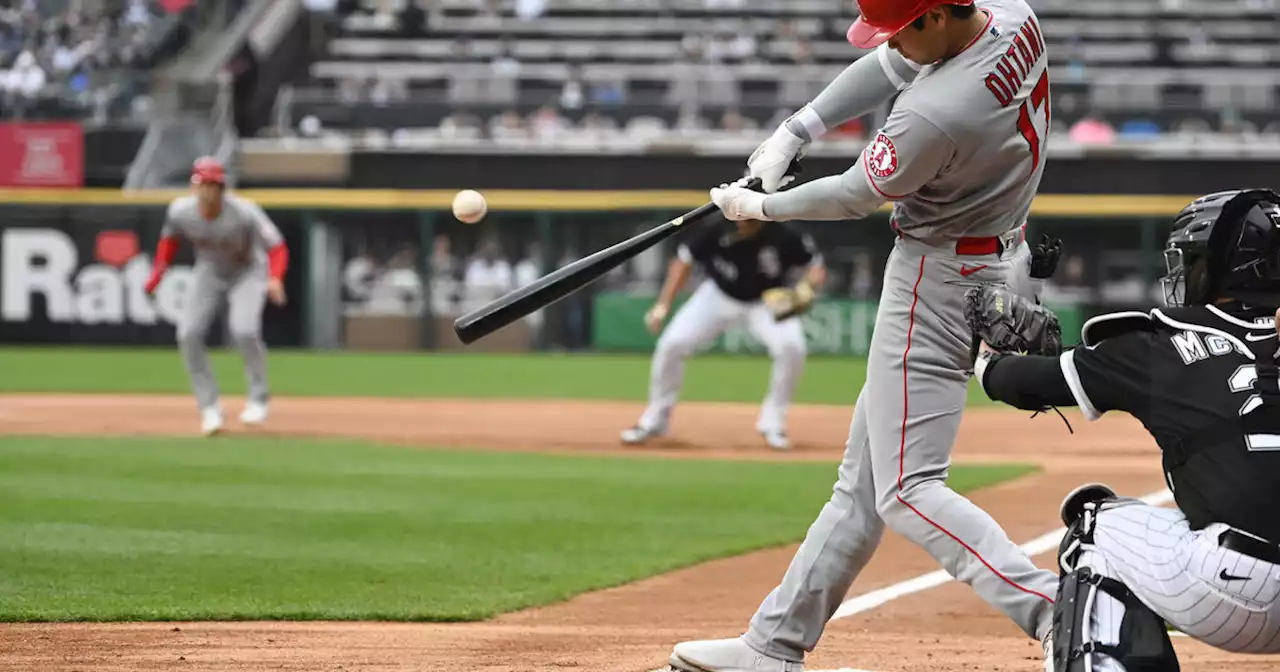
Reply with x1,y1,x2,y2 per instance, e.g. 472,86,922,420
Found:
762,282,815,321
963,284,1062,359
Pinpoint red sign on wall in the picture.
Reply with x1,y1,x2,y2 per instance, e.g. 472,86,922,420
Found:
0,122,84,187
159,0,192,13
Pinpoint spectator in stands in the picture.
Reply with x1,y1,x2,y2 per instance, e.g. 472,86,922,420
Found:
123,0,155,27
515,243,541,290
1069,113,1116,144
337,75,365,102
50,34,81,73
580,111,617,135
560,63,584,111
706,29,755,64
1174,117,1213,137
1219,108,1258,138
369,76,408,105
429,234,460,317
515,0,546,21
529,104,568,141
674,105,708,133
720,107,757,133
1040,254,1094,306
4,49,45,103
589,77,625,105
490,109,527,140
439,111,482,139
463,237,513,310
398,0,426,37
491,38,519,76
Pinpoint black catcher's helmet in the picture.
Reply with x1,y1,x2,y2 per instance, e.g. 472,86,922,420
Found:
1162,189,1280,307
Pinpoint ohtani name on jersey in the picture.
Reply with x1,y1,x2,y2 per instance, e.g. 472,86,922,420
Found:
983,17,1047,107
1172,330,1240,365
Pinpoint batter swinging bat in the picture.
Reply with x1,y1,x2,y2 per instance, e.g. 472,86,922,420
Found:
453,193,740,345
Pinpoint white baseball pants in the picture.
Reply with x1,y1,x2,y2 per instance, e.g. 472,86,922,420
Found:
638,280,806,434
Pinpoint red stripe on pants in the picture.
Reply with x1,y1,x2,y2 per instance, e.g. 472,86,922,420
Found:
895,254,1054,604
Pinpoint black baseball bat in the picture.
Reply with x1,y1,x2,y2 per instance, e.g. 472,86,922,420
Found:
453,194,736,345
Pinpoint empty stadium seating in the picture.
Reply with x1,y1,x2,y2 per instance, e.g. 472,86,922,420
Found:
283,0,1280,143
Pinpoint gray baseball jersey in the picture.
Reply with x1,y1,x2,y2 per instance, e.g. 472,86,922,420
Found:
162,194,284,277
163,193,283,412
765,0,1050,242
740,0,1060,663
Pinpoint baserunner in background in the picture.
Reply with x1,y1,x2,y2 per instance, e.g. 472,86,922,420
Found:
144,157,290,436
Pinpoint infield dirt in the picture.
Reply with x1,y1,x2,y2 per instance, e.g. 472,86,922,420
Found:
0,394,1269,671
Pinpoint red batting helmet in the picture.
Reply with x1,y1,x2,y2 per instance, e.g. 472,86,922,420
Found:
191,156,225,185
847,0,974,48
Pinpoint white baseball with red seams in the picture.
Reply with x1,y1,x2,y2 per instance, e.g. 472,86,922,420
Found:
673,0,1061,665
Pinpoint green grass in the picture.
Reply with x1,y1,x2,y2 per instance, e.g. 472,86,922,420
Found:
0,436,1032,622
0,348,998,406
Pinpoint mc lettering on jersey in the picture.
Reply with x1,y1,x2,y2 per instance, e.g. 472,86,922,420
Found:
0,228,193,327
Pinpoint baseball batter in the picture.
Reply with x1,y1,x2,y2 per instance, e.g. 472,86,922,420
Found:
144,157,290,436
622,218,827,451
972,189,1280,670
668,0,1060,670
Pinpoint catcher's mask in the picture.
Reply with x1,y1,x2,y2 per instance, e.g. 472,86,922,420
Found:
1161,189,1280,307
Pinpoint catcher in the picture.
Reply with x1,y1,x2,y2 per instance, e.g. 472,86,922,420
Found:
621,216,826,451
966,189,1280,671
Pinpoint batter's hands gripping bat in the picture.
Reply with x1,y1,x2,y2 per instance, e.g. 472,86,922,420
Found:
453,163,800,345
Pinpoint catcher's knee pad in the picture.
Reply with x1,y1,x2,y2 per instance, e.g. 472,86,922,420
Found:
1053,568,1180,672
1059,483,1118,527
1057,483,1146,575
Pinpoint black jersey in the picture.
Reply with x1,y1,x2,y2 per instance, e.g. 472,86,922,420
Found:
677,221,817,302
1061,304,1280,541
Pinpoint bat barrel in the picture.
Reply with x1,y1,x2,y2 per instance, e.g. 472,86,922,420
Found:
452,202,717,344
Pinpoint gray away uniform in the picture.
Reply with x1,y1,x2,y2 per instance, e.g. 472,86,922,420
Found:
161,194,284,411
744,0,1058,661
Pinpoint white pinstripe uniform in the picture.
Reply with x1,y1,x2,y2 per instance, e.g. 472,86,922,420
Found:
1073,505,1280,668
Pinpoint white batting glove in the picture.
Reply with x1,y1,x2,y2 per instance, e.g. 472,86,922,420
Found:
747,120,808,193
710,178,769,221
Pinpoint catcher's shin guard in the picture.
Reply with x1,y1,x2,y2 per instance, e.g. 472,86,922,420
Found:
1053,568,1180,672
1053,496,1180,672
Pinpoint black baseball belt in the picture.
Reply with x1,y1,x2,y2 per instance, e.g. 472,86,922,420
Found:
1219,528,1280,565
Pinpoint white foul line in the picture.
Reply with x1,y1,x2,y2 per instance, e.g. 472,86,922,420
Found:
830,489,1177,621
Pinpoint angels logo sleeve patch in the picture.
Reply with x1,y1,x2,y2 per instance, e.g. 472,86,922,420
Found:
866,133,899,178
860,109,958,200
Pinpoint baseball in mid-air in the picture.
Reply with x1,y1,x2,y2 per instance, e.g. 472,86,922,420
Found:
452,189,488,224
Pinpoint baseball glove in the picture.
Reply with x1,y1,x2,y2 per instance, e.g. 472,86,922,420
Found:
963,284,1062,358
762,282,815,321
1029,233,1063,280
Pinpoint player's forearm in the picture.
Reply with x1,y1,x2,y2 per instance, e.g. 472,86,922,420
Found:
786,46,918,141
656,259,691,308
977,352,1077,411
267,243,289,281
145,236,179,290
763,169,884,221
